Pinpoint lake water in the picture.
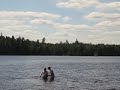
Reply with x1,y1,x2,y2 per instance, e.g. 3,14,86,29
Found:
0,56,120,90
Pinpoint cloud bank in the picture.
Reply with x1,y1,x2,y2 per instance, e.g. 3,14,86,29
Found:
0,0,120,44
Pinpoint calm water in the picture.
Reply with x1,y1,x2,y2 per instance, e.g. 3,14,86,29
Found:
0,56,120,90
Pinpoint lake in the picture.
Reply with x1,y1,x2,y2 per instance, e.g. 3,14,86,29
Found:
0,56,120,90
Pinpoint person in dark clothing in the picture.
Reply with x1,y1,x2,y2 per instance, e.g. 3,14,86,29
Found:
48,67,54,81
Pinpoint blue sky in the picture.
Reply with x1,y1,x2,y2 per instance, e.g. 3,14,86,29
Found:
0,0,120,44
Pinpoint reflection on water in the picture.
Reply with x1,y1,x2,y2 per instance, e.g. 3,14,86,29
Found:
0,56,120,90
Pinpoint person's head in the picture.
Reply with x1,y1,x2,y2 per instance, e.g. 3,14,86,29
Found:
48,66,51,70
44,68,46,71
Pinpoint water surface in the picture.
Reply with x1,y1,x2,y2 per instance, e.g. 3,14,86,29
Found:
0,56,120,90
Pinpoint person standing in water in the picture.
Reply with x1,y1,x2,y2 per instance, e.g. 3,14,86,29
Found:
48,66,54,81
40,68,48,81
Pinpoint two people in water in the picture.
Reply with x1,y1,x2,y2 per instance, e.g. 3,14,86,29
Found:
40,66,54,81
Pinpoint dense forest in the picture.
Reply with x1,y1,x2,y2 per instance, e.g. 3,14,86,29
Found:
0,33,120,56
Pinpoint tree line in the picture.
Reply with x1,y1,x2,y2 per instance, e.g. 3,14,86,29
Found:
0,33,120,56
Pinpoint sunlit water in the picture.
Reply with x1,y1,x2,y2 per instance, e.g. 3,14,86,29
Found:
0,56,120,90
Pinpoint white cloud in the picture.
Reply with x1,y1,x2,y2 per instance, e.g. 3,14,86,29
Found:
96,2,120,11
62,16,71,22
94,20,120,31
46,31,77,43
89,31,120,44
0,10,120,44
85,12,120,21
96,20,120,27
14,30,44,41
31,18,91,31
54,23,91,30
56,0,99,9
0,11,90,44
30,19,53,25
56,0,120,13
85,12,120,31
0,11,61,20
0,11,74,41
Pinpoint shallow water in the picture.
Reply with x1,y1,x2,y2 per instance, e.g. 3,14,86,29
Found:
0,56,120,90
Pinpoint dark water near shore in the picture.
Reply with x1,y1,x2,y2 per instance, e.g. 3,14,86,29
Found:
0,56,120,90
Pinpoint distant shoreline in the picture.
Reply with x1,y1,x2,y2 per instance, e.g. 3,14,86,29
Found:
0,55,120,57
0,34,120,56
